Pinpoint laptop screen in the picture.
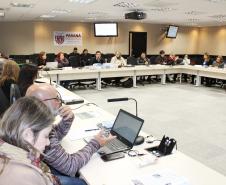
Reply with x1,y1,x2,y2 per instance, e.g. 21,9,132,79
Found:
111,109,144,145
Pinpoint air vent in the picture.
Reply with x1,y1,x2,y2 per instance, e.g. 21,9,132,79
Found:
187,18,200,22
185,11,204,15
149,7,176,12
210,14,226,19
113,2,137,8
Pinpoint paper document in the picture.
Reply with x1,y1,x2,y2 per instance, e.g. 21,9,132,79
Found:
131,169,190,185
68,126,99,141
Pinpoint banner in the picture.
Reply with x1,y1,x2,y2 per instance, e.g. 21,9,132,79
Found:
54,31,82,46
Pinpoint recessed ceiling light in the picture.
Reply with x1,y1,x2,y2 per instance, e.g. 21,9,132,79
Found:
40,14,56,18
51,9,71,14
69,0,96,3
0,12,5,17
10,2,34,8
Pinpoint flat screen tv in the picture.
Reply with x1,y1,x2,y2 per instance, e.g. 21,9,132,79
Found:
94,23,118,37
166,25,178,38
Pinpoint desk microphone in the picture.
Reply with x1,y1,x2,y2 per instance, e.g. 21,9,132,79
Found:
40,69,52,85
107,97,144,145
107,98,137,116
108,98,129,102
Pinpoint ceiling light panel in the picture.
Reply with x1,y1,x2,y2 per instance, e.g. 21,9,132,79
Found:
10,2,34,8
0,12,5,17
69,0,96,4
40,14,56,18
51,9,71,14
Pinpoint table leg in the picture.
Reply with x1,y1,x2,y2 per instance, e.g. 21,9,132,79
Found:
96,77,102,91
180,73,182,84
57,74,59,85
161,74,166,85
133,75,137,88
195,75,201,86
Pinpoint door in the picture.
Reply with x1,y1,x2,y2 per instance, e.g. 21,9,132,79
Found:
129,32,147,58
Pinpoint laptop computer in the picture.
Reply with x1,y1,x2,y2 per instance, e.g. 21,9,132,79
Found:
98,109,144,155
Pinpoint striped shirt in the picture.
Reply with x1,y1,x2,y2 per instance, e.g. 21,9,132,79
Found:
44,117,100,177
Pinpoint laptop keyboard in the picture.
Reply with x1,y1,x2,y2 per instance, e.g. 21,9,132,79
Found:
106,138,128,151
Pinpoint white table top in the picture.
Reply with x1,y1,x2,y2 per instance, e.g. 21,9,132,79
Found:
45,82,226,185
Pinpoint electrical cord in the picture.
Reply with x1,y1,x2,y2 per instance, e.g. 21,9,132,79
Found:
71,102,98,110
125,150,146,157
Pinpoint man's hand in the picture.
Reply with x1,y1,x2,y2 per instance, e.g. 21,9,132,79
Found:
58,106,74,121
94,130,116,147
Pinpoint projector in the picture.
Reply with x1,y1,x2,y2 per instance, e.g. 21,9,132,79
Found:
125,11,146,20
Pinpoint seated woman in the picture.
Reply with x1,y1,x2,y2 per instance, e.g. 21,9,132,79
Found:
0,96,58,185
55,52,69,68
137,52,150,65
0,60,20,101
18,64,38,96
36,51,47,69
212,55,224,69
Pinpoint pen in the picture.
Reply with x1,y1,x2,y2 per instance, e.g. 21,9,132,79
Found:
85,128,99,132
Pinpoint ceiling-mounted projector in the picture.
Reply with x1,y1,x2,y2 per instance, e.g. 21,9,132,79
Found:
125,11,146,20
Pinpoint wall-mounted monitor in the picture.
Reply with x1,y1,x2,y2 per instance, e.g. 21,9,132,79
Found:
166,25,178,38
94,23,118,37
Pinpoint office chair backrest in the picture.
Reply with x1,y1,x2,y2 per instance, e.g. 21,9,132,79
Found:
127,56,138,65
0,87,10,115
69,55,81,68
10,84,21,105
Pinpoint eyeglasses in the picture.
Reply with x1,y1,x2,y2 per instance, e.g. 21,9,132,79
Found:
42,91,63,105
42,96,62,103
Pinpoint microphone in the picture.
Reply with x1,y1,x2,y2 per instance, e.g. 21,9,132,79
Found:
107,97,137,116
63,99,84,105
39,69,52,85
107,98,129,102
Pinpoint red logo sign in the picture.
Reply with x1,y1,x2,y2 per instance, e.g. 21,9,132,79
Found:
55,35,65,45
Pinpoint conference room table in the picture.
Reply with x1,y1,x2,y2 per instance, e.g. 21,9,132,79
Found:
42,81,226,185
40,65,226,90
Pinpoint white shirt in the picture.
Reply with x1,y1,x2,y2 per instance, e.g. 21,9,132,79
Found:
110,56,126,67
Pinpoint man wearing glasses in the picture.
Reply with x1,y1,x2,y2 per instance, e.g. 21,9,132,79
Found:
26,84,115,185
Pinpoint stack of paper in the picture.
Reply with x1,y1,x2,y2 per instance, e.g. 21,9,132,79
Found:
131,169,190,185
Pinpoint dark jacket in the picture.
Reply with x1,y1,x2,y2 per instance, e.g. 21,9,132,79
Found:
35,57,47,67
55,58,69,68
202,59,213,66
80,53,92,66
137,57,150,65
0,79,15,101
155,55,167,65
90,57,105,65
